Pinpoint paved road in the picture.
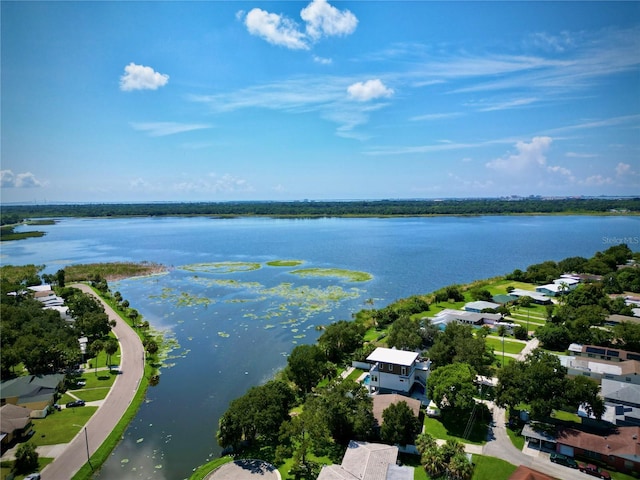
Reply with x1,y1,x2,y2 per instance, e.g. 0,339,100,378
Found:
41,284,145,480
482,402,603,480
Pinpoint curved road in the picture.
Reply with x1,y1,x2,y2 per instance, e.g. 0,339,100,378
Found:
42,284,145,480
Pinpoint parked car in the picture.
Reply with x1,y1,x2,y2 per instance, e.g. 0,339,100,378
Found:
550,452,578,468
24,474,41,480
66,399,86,408
578,463,611,479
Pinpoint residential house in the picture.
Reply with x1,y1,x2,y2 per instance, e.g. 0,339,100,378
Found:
0,404,33,449
561,355,640,385
555,426,640,474
317,440,413,480
464,301,501,313
508,466,555,480
571,345,640,363
366,347,429,398
371,394,421,431
600,379,640,426
428,308,502,328
0,374,65,411
605,314,640,326
508,289,552,305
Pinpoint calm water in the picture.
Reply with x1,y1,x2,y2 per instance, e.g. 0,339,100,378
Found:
1,215,639,479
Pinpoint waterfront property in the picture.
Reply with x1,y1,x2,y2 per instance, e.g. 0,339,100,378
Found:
0,404,33,450
365,347,429,399
427,308,502,328
371,394,421,430
0,374,65,413
317,440,413,480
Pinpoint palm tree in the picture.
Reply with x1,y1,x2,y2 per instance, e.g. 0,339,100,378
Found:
422,447,446,479
104,338,118,371
415,432,437,456
448,452,474,480
89,339,103,375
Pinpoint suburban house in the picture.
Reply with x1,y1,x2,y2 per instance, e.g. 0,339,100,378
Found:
600,379,640,426
371,394,421,431
427,308,502,328
605,314,640,326
317,440,413,480
561,354,640,385
0,404,33,450
464,300,501,313
508,289,552,305
0,373,65,412
508,466,555,480
365,347,429,398
571,345,640,363
555,426,640,474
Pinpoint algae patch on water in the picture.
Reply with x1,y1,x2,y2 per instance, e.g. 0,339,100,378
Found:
180,262,261,274
266,260,304,267
290,268,372,282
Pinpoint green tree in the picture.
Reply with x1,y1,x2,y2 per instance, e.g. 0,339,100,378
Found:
318,320,365,363
427,363,477,414
380,401,421,446
287,344,328,394
521,350,568,419
13,442,39,475
566,376,605,420
89,339,103,374
428,322,494,375
104,337,118,369
386,316,422,351
614,322,640,352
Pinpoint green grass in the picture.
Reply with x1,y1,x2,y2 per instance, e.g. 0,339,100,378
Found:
397,453,429,480
506,426,525,450
189,456,234,480
1,457,54,480
69,387,110,402
27,407,98,446
423,415,488,445
471,455,517,480
346,368,365,382
485,337,525,355
551,409,582,424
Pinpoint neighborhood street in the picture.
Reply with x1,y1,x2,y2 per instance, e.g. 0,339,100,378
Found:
40,284,145,480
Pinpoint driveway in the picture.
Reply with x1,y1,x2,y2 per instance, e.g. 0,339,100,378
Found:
206,460,280,480
41,283,145,480
482,402,605,480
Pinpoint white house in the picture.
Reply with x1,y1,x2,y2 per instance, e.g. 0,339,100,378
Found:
366,347,429,396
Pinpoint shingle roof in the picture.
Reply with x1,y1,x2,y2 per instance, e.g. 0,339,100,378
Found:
372,394,421,427
509,466,555,480
556,426,640,462
0,404,32,434
340,441,398,480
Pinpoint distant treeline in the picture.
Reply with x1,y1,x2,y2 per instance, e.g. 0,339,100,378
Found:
2,198,639,221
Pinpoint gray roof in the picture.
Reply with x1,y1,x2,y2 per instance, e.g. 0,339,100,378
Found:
465,301,500,311
318,441,403,480
0,374,64,401
601,379,640,407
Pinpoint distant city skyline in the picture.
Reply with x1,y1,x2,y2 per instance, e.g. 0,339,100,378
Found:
2,1,639,203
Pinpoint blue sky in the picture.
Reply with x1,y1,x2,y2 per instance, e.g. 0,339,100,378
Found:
2,1,639,203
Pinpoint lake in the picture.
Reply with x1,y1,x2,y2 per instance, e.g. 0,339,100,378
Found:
2,215,639,479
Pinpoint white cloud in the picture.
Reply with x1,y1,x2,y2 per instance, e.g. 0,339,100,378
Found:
347,79,394,102
475,97,539,112
241,0,357,50
173,173,253,194
130,122,212,137
409,112,463,122
616,162,635,176
120,63,169,91
566,152,598,158
582,175,614,186
244,8,308,50
313,55,333,65
486,136,552,172
547,165,572,176
300,0,358,40
1,170,43,188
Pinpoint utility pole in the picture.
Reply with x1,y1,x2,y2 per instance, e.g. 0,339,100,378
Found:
85,427,92,471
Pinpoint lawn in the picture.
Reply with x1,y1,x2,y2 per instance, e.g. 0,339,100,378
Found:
485,337,525,355
0,457,54,480
506,426,525,450
69,387,110,402
471,455,517,480
189,456,234,480
423,414,488,445
27,407,97,446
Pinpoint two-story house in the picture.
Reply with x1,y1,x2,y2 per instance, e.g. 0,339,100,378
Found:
365,347,429,398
